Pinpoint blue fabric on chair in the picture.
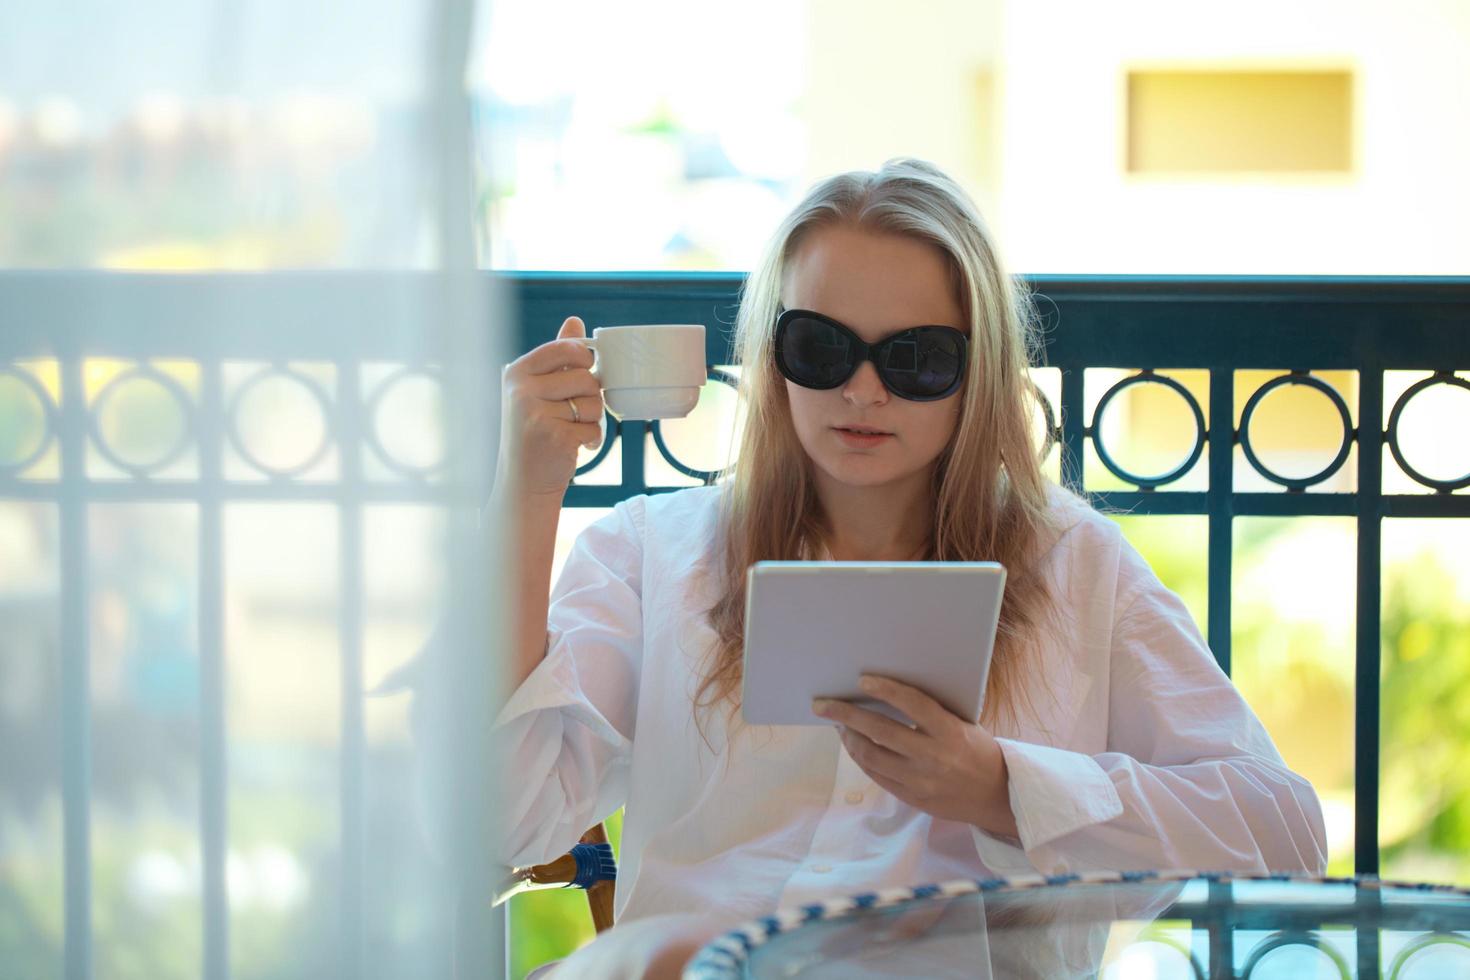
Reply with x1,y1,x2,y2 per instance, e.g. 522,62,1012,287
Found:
569,841,617,889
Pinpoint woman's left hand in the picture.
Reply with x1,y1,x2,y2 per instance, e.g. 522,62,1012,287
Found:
813,674,1019,839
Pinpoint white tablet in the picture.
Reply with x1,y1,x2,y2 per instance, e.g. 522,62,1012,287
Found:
740,561,1007,727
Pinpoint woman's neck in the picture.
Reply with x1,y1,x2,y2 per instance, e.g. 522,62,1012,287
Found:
814,469,935,561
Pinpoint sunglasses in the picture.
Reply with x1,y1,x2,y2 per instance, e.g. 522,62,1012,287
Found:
773,308,968,401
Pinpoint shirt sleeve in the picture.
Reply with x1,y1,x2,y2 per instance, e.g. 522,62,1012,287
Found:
973,538,1329,878
490,496,647,869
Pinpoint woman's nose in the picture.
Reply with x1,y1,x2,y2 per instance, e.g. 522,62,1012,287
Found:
842,360,889,406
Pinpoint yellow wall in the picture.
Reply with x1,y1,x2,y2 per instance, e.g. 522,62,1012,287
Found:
1127,70,1353,173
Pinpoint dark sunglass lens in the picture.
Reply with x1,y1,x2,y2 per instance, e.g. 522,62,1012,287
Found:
783,316,854,387
884,337,919,373
879,328,964,397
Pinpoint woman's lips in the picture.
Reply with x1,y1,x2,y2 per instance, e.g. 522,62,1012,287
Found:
833,427,893,448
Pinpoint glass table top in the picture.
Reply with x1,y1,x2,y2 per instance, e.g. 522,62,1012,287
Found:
684,872,1470,979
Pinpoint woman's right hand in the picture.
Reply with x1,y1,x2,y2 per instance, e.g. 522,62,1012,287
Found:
496,316,606,497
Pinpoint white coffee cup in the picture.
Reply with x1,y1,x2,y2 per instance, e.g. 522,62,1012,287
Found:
575,324,707,420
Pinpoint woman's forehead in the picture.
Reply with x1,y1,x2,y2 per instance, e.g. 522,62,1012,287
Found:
781,224,965,331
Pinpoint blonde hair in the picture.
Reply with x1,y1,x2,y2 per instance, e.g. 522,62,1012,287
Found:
699,158,1061,739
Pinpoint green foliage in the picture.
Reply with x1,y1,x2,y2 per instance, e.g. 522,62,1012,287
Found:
1380,548,1470,883
624,101,681,138
1117,513,1470,884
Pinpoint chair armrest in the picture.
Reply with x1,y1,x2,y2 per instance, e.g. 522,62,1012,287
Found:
494,823,618,933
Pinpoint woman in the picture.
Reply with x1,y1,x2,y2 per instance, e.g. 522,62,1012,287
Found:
487,159,1326,976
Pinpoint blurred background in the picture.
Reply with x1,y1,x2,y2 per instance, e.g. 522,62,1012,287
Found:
2,1,1469,978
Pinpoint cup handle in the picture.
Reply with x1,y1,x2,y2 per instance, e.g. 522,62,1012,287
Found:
572,337,601,384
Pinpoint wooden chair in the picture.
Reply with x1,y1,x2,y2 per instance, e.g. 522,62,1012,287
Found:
494,822,617,933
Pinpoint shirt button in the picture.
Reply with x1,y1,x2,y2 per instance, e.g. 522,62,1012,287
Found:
844,791,864,805
810,864,832,874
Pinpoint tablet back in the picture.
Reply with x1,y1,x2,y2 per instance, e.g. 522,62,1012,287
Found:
741,561,1006,727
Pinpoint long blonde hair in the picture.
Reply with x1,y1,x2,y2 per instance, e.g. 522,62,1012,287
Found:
699,158,1060,738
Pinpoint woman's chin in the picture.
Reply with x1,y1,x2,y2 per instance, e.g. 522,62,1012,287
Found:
816,455,914,490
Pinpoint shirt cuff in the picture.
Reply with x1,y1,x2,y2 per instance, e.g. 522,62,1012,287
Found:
971,824,1035,876
995,737,1124,853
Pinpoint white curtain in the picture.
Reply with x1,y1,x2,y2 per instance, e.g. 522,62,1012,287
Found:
0,1,503,976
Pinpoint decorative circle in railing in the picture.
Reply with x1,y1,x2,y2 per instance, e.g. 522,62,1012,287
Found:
1109,931,1205,980
650,367,741,485
365,367,447,479
573,409,618,478
227,366,334,480
1238,372,1354,491
1089,370,1206,489
90,364,195,477
0,365,57,474
1387,931,1470,979
1386,372,1470,492
1239,929,1351,979
1031,379,1059,462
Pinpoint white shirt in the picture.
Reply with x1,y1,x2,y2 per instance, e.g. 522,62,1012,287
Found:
491,482,1327,925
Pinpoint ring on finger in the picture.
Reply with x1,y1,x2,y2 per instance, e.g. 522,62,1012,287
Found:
567,397,581,423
